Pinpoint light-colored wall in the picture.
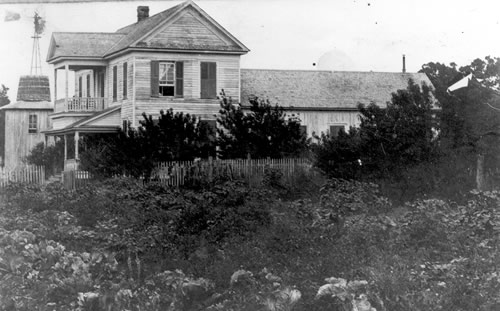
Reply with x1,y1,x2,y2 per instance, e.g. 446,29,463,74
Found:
118,52,240,125
286,110,361,137
4,109,51,168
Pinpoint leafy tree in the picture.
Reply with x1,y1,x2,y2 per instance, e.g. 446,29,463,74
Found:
0,85,10,163
26,139,64,175
421,56,500,190
217,92,309,159
312,128,362,179
312,79,438,184
358,79,438,176
79,109,215,179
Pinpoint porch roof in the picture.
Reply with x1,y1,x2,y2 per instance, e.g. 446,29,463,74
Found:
43,106,121,135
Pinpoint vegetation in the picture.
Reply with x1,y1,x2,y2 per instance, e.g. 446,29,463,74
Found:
25,139,65,175
79,109,215,179
2,178,500,310
217,91,309,159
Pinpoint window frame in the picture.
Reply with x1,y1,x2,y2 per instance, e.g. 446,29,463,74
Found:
159,61,176,96
329,124,346,137
200,61,217,99
151,60,184,98
28,114,38,134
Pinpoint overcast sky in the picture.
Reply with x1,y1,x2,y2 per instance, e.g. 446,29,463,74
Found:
1,0,499,101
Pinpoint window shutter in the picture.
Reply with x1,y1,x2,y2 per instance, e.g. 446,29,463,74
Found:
201,62,216,99
78,76,82,97
123,62,128,99
150,60,159,97
86,74,90,97
175,61,184,97
112,66,117,101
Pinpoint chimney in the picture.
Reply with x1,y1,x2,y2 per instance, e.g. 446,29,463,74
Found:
137,6,149,22
402,54,406,73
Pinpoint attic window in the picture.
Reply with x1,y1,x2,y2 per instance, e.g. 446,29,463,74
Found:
151,60,183,98
28,114,38,134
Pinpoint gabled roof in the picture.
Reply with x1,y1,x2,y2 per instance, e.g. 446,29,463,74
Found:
240,69,435,109
105,1,249,56
47,33,125,62
46,1,248,63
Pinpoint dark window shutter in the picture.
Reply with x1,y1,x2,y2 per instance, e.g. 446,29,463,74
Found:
175,61,183,97
151,60,159,97
201,62,216,99
78,76,82,97
112,66,117,101
86,74,90,97
123,62,128,99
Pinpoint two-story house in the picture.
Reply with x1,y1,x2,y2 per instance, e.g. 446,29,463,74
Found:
42,0,434,171
43,1,249,170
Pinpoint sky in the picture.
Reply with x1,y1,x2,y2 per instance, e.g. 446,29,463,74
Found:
0,0,499,101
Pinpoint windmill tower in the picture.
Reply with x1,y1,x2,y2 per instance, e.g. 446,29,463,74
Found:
0,12,53,168
30,12,44,76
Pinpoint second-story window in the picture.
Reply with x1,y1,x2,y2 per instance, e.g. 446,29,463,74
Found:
123,62,128,99
28,114,38,134
150,60,183,98
200,62,216,99
112,66,117,101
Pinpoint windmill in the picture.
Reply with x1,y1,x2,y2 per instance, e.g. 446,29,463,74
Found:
30,12,45,76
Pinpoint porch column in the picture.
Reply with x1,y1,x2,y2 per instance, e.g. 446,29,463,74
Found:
74,131,80,160
64,134,68,161
54,68,57,101
65,64,69,107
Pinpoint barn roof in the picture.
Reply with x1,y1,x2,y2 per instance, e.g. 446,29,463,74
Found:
240,69,435,109
16,75,51,102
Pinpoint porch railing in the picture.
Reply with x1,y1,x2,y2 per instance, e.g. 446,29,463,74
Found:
54,97,108,113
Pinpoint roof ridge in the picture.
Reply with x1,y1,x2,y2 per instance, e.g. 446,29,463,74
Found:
53,32,125,35
105,1,189,56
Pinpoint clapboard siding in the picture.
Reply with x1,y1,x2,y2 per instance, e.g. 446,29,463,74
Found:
285,110,361,137
4,110,51,168
135,102,219,121
119,52,240,122
148,11,227,48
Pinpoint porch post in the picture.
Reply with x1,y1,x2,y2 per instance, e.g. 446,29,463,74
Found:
65,64,69,111
74,131,80,160
54,68,57,101
64,134,68,161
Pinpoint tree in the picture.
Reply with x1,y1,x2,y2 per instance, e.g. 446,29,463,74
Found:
79,109,216,179
312,79,438,184
26,139,65,175
358,79,438,176
0,85,10,164
217,92,309,159
421,56,500,190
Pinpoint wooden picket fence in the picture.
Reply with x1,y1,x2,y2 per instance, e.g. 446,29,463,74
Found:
0,165,45,188
62,158,316,190
153,158,313,187
62,170,92,190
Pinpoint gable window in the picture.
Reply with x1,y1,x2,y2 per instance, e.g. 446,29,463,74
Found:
112,65,117,101
28,114,38,134
123,62,128,99
200,62,216,99
329,125,345,137
151,60,183,98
